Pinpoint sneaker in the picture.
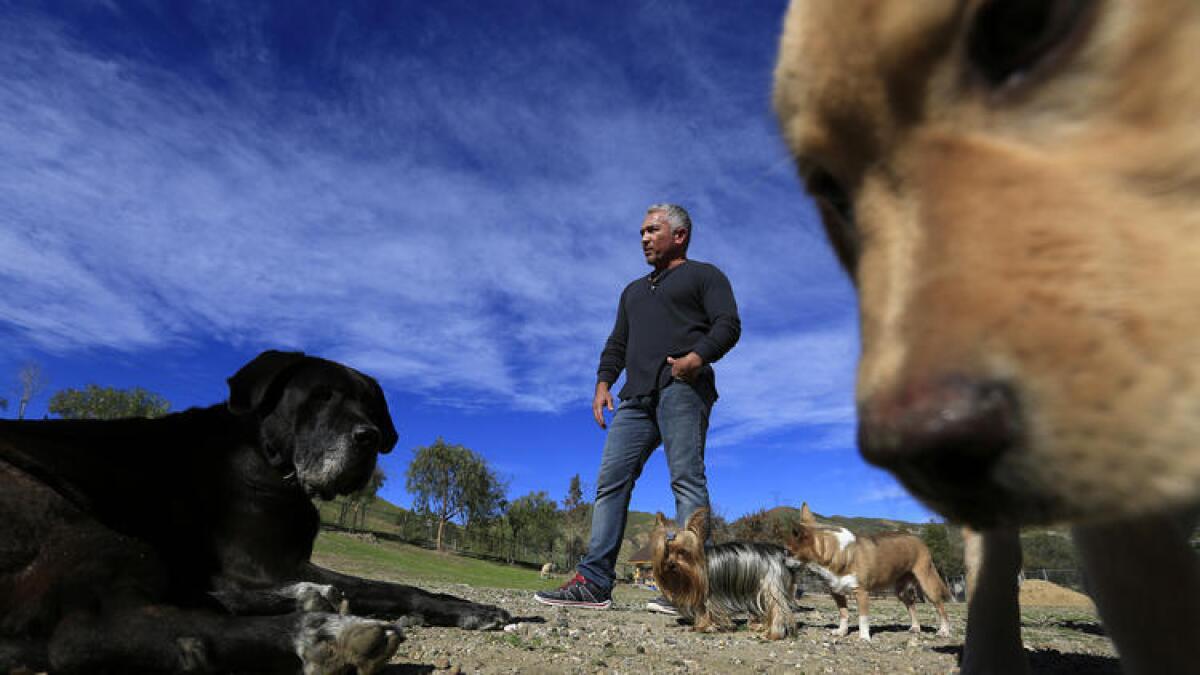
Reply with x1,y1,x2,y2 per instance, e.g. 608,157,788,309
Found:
645,595,679,615
534,573,612,609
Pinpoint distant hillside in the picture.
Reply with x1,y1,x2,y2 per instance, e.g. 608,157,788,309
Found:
611,505,927,569
319,495,1084,574
760,505,923,536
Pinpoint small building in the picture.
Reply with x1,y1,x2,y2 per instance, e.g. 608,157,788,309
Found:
626,543,656,586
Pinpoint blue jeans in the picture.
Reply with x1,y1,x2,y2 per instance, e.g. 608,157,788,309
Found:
576,382,712,590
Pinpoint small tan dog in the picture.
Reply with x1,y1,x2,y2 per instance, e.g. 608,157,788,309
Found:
773,1,1200,672
786,504,951,641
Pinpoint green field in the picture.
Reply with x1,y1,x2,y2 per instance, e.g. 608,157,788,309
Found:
312,530,567,592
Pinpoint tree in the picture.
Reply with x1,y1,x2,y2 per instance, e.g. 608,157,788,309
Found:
564,474,585,511
506,491,560,562
405,438,503,552
707,507,733,544
731,508,777,542
15,362,47,420
561,474,591,564
922,520,964,579
1021,531,1078,570
48,384,171,420
338,466,387,531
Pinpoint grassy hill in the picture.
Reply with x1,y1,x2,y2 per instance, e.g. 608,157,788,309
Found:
313,530,560,591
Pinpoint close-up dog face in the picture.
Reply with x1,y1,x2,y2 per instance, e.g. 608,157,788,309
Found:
228,351,398,500
774,1,1200,526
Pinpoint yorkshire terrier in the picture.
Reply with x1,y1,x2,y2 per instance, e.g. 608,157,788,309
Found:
650,507,800,640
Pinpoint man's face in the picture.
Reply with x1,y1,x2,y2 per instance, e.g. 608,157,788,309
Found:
641,211,684,267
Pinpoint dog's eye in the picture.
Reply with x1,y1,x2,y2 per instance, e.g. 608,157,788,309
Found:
967,0,1093,88
805,168,860,277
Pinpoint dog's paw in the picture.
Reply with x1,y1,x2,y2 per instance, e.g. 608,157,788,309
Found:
936,626,951,638
456,602,512,630
286,583,348,614
295,613,403,675
830,627,848,637
908,625,922,634
175,636,209,672
858,632,872,642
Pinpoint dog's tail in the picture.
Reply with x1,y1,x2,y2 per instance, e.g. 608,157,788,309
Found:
913,555,952,604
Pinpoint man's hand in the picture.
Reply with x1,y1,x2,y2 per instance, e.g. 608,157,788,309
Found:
667,352,704,382
593,382,615,429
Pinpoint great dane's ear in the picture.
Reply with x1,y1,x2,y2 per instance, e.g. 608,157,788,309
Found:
366,376,398,454
227,350,307,415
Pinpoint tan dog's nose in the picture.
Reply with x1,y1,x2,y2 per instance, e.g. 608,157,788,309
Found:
859,377,1021,487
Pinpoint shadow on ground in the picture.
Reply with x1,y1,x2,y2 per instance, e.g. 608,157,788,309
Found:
379,665,434,674
933,645,1121,674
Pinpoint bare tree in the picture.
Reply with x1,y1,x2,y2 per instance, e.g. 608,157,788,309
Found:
16,363,47,420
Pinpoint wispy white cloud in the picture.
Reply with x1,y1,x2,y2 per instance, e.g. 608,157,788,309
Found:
707,322,858,447
0,5,854,451
858,484,910,504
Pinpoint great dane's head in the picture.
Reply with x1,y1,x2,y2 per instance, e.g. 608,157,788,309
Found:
227,350,398,500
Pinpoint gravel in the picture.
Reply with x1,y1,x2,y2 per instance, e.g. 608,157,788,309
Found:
377,582,1120,674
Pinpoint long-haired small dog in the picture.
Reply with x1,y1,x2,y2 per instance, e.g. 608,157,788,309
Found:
650,507,800,640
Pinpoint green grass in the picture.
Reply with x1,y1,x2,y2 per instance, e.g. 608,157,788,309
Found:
313,530,567,591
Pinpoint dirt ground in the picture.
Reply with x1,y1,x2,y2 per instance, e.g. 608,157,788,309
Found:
374,581,1120,674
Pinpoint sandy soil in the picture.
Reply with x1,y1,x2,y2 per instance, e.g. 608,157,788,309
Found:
1019,580,1095,609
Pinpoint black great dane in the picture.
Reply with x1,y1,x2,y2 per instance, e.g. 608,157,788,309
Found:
0,350,511,674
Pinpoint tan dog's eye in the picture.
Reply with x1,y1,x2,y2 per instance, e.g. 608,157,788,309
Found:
805,169,859,278
967,0,1093,89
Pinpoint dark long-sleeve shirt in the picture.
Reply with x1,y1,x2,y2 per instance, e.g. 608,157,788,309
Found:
597,260,740,404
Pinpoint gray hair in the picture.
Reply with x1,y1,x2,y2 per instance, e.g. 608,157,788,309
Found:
646,203,693,237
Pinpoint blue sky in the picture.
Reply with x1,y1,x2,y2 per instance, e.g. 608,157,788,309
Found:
0,0,933,523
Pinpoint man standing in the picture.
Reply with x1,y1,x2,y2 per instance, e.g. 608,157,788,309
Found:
534,203,740,611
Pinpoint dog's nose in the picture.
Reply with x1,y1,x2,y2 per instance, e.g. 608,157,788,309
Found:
858,377,1020,482
352,425,382,451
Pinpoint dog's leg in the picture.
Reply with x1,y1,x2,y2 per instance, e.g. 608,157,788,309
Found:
830,593,850,636
48,606,401,674
0,638,48,673
302,563,511,629
912,563,953,637
1072,510,1200,675
960,527,1029,675
211,582,348,616
854,587,872,641
930,598,952,639
897,581,922,634
692,609,720,633
763,588,794,640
